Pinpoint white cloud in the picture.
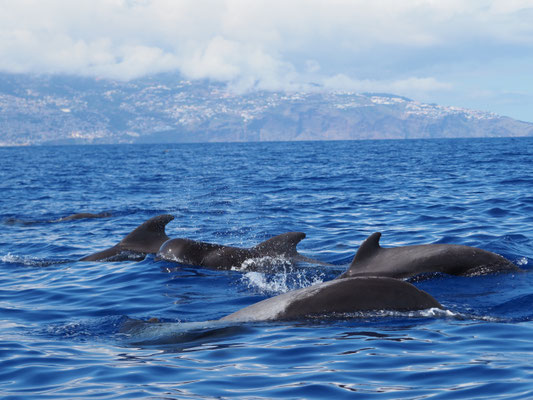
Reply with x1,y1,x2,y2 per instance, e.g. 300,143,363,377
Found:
0,0,533,105
489,0,533,14
389,77,453,94
322,74,452,98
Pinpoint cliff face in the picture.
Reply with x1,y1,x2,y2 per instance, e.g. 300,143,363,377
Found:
1,73,532,146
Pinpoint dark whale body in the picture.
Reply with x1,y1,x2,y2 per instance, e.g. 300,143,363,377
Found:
122,232,445,325
339,232,519,280
4,212,111,225
121,277,442,331
81,214,174,262
156,232,330,269
58,212,111,221
220,277,443,322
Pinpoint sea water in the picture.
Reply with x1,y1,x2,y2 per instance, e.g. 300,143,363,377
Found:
0,138,532,399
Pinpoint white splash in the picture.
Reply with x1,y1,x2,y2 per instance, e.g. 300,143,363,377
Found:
232,255,292,272
417,307,457,318
1,253,21,263
1,253,42,266
1,253,67,267
326,307,459,320
516,257,529,267
240,268,325,295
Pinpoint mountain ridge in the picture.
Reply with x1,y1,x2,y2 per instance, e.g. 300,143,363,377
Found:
1,73,532,146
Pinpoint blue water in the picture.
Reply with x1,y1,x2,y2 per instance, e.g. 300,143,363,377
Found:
1,138,532,399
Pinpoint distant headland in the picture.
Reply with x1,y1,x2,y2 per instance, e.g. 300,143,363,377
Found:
1,73,532,146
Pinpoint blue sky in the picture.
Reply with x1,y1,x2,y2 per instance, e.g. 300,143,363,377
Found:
1,0,533,121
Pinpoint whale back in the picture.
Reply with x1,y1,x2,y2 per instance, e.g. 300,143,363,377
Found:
58,212,111,221
158,232,318,270
252,232,306,256
120,214,174,253
339,231,519,279
220,277,443,321
281,277,443,319
80,214,174,261
337,232,383,278
351,232,382,264
157,238,225,266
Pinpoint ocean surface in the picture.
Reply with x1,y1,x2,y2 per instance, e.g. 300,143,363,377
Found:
1,138,532,399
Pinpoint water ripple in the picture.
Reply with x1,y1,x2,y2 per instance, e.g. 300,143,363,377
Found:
0,139,533,399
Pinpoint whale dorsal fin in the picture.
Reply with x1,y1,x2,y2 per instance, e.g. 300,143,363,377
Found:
351,232,382,266
253,232,306,256
120,214,174,252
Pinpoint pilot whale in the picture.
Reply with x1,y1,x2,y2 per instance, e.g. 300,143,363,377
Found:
338,232,519,280
121,277,442,330
57,212,111,222
220,276,443,321
4,212,111,225
156,232,331,269
81,214,174,262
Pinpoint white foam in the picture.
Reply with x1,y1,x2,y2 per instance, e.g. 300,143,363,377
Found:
319,307,459,320
516,257,529,267
1,253,67,267
1,253,20,263
360,308,505,322
418,307,457,318
160,253,185,263
1,253,43,266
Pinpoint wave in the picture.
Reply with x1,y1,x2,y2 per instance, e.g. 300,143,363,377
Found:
0,253,70,267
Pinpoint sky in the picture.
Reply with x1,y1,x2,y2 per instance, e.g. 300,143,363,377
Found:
1,0,533,121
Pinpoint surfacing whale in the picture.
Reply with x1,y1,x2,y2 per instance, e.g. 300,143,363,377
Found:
338,232,519,280
156,232,331,270
220,276,443,321
121,277,442,330
123,233,444,324
4,212,111,225
57,212,111,222
81,214,174,262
